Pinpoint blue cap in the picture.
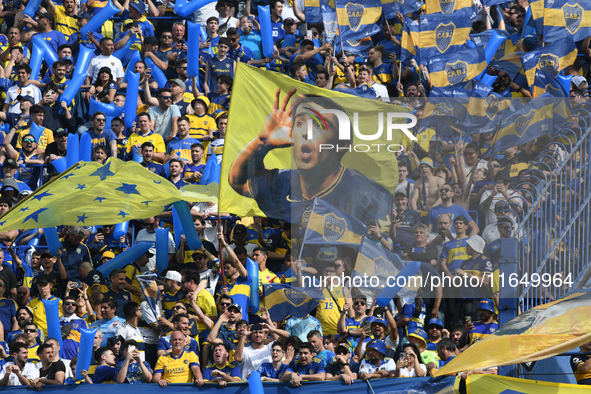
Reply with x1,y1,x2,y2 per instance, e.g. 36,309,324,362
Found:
130,0,146,14
74,12,92,20
427,318,443,329
478,298,495,313
367,339,386,355
407,327,428,347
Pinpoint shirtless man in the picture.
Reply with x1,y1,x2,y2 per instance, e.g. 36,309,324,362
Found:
410,158,445,215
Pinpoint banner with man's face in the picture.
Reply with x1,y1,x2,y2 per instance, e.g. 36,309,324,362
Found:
221,63,414,228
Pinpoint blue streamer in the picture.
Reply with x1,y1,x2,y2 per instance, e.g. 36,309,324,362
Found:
257,5,274,58
145,57,167,88
246,258,259,313
97,242,151,275
76,328,97,380
44,227,61,255
43,299,63,357
113,222,129,239
155,228,170,275
79,132,92,162
66,133,79,168
122,50,142,82
80,0,119,37
176,0,216,17
248,371,264,394
61,72,86,107
172,201,202,250
29,43,44,81
124,72,140,129
187,22,201,79
74,45,95,77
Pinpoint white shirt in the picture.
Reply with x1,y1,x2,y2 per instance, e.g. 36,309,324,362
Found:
360,336,399,356
238,342,273,380
5,84,42,114
218,17,239,36
115,321,146,361
191,202,219,243
206,140,224,164
0,362,39,385
371,82,390,102
135,228,176,272
139,301,161,345
193,5,218,25
199,268,219,296
398,363,427,377
222,242,257,260
481,224,500,244
87,55,125,83
359,357,396,374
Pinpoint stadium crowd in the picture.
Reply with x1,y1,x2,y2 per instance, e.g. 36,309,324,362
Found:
0,0,587,388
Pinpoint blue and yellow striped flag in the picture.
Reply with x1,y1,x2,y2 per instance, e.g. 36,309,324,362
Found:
521,37,577,87
305,0,323,24
492,95,555,154
263,283,323,321
335,0,382,55
0,158,218,232
543,0,591,44
427,46,487,87
321,0,338,41
400,16,419,65
464,90,512,135
425,0,473,15
383,0,422,18
303,197,368,246
532,69,568,97
418,8,475,65
528,0,544,36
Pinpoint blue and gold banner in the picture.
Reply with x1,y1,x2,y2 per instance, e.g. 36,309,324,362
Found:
470,29,514,62
335,0,382,55
263,283,323,321
492,95,555,154
305,0,323,24
427,46,487,87
543,0,591,44
304,197,369,245
0,158,219,231
529,0,544,36
425,0,473,15
400,16,419,65
466,374,589,394
532,69,568,97
521,36,577,87
321,0,338,41
418,8,475,65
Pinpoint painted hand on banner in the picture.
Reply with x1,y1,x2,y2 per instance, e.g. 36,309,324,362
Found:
259,88,297,149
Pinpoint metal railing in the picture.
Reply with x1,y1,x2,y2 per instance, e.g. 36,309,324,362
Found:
513,102,591,311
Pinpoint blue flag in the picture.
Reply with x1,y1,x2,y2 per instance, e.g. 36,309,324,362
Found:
303,197,368,247
335,0,382,55
543,0,591,44
321,0,338,42
418,8,475,65
263,283,323,321
521,36,578,87
137,274,161,322
532,69,568,97
200,153,221,184
493,95,555,154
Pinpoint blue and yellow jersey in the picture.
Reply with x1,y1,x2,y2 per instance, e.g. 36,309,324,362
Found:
123,262,142,303
441,236,470,273
316,286,346,336
61,320,88,360
29,295,63,337
155,349,200,383
125,131,166,156
28,343,40,364
183,290,217,332
372,62,394,86
162,288,186,318
16,126,54,151
289,358,325,375
187,113,217,140
245,225,275,248
94,365,117,383
207,92,230,114
166,137,201,163
571,354,591,385
52,6,78,40
469,321,498,345
182,163,204,183
460,255,493,299
202,361,240,381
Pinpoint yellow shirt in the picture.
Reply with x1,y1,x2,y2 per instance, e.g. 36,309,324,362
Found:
123,263,142,304
17,127,54,151
258,268,279,291
125,131,166,161
183,290,217,332
52,6,78,40
29,296,63,337
316,286,346,335
155,350,200,383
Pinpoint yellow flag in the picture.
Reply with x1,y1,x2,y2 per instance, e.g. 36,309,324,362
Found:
0,158,214,231
221,63,410,225
466,374,588,394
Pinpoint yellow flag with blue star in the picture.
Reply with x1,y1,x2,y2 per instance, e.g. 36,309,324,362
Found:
0,158,217,231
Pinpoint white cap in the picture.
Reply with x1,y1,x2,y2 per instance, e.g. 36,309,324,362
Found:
572,75,587,88
163,270,182,283
467,235,486,254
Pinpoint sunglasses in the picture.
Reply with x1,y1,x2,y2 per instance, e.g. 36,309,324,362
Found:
159,96,172,100
440,189,452,193
64,302,77,306
354,301,366,306
230,37,238,42
94,118,106,122
336,350,348,355
178,66,187,70
23,138,35,143
463,151,476,156
144,222,155,227
162,35,172,38
24,329,37,333
173,305,186,310
221,302,232,307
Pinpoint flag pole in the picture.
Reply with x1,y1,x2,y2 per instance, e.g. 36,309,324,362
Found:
218,215,226,289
